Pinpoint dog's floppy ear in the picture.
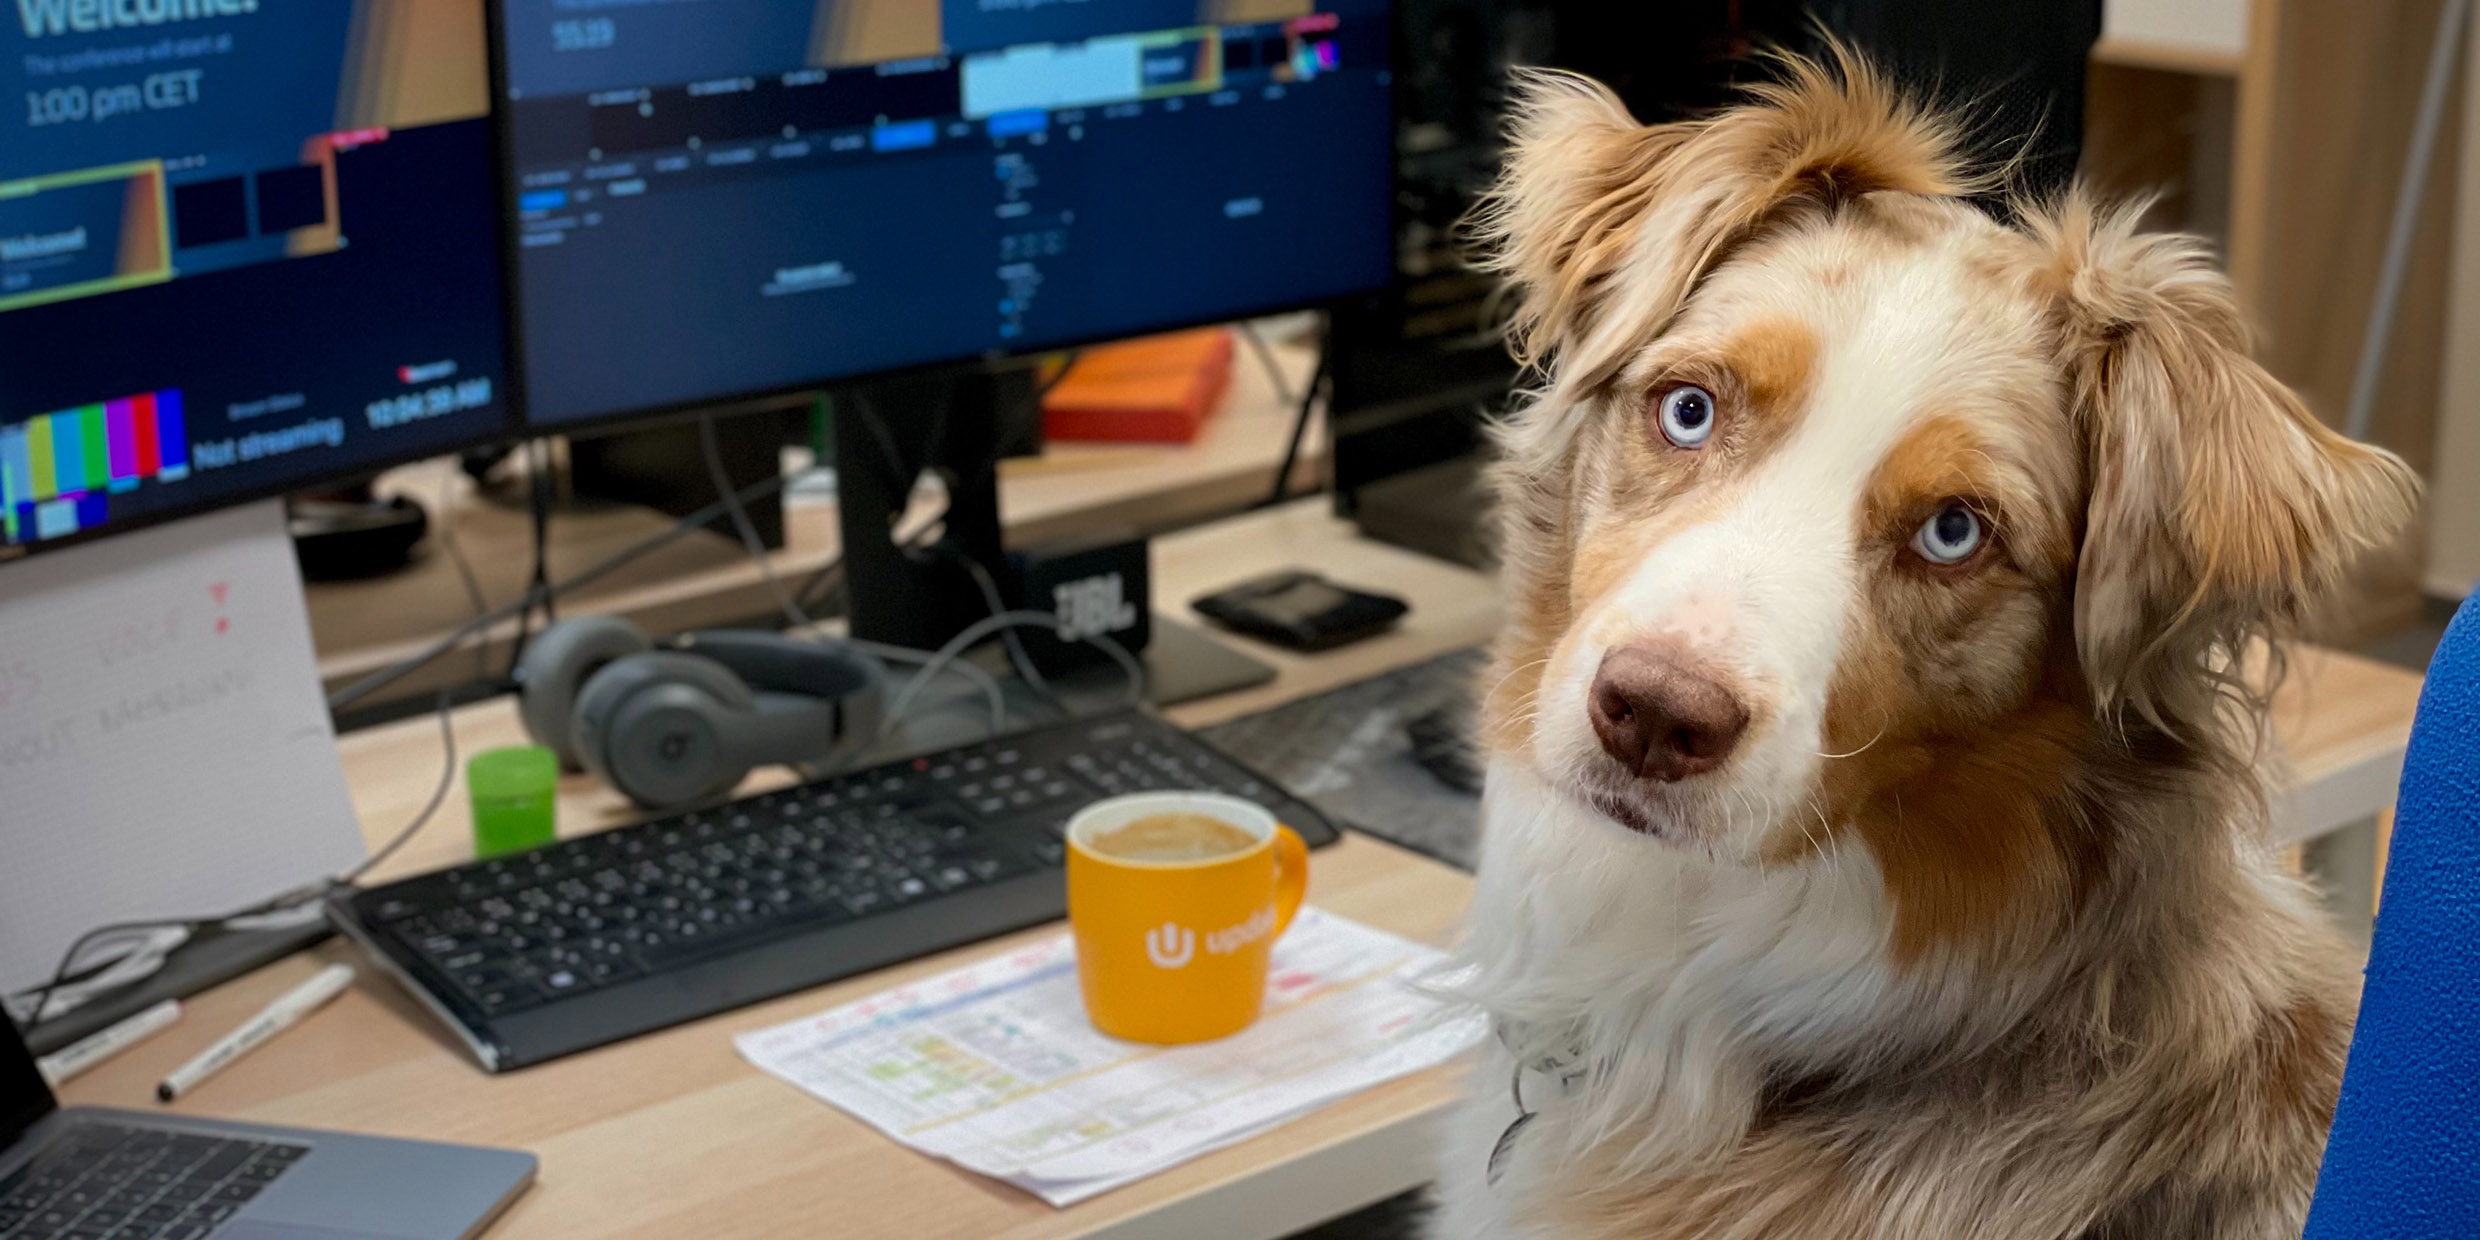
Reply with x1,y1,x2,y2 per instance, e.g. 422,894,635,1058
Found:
1471,46,1975,381
2037,194,2419,729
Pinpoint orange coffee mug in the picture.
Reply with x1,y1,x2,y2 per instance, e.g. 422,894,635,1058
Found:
1065,791,1309,1044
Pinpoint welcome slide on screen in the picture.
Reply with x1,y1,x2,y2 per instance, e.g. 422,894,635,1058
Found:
1,0,358,311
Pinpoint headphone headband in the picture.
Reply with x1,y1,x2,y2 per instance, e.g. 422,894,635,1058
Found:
517,617,887,808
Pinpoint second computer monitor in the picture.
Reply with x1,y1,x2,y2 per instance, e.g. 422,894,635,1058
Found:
495,0,1393,428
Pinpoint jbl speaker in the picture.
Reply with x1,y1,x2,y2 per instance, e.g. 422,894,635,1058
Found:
1007,531,1151,675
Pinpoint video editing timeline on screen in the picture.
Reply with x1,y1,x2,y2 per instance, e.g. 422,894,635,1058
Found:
500,0,1394,426
0,1,510,550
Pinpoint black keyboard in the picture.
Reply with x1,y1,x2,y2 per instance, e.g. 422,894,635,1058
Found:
336,710,1343,1071
0,1123,306,1240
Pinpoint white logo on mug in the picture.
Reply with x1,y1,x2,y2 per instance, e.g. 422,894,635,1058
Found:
1143,908,1277,970
1205,907,1276,957
1144,921,1196,969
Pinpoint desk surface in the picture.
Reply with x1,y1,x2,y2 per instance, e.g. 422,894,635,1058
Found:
61,502,2426,1240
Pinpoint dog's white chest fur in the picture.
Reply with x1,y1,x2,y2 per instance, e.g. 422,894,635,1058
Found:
1429,765,1910,1239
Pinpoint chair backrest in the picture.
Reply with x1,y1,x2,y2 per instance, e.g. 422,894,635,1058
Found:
2305,592,2480,1238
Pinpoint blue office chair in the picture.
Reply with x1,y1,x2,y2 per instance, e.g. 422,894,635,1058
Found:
2304,591,2480,1238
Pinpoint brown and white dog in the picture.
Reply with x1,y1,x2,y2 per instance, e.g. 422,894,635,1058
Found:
1431,49,2419,1240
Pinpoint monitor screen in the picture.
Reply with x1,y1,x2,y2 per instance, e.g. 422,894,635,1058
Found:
0,0,512,556
497,0,1394,429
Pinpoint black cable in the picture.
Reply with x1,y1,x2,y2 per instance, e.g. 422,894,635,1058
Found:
504,439,557,678
933,541,1067,715
326,469,798,712
879,352,1082,502
18,917,206,1029
1234,319,1299,407
793,559,848,618
529,439,556,625
1266,320,1330,506
701,412,815,631
340,689,459,885
428,468,494,682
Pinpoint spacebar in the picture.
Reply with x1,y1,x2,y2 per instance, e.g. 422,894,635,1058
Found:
632,908,842,971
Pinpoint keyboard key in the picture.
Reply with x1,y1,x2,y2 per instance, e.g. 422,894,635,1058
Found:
584,958,639,984
370,896,423,922
474,984,544,1014
189,1142,254,1181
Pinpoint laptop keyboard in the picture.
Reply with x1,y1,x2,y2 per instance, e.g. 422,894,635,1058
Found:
0,1124,306,1240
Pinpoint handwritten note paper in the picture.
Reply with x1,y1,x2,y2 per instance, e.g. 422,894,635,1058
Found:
736,908,1486,1205
0,501,366,994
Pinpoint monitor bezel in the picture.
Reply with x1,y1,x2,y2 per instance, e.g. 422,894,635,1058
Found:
481,0,1398,442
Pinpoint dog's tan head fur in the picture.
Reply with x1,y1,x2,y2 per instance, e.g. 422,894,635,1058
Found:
1473,48,2416,963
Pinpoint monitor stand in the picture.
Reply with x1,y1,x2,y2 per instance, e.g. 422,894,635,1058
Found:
834,372,1275,709
1139,617,1275,705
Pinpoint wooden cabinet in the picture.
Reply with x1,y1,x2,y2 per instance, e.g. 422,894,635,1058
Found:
2083,0,2463,631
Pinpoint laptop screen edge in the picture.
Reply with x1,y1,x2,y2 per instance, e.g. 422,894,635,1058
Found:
2,1018,60,1152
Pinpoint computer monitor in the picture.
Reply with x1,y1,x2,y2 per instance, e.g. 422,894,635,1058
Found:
0,0,513,558
491,0,1394,431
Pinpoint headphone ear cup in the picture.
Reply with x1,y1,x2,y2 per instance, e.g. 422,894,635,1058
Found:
673,631,888,771
572,652,757,809
515,616,651,770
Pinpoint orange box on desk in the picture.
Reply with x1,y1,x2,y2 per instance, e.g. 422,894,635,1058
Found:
1042,327,1234,443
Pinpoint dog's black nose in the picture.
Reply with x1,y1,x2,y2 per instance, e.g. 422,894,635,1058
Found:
1588,645,1749,782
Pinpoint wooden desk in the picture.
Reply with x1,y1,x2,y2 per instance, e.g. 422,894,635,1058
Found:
2268,644,2428,846
60,503,2422,1239
64,503,1489,1240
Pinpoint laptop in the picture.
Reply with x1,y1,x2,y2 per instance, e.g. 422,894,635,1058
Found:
0,1018,532,1240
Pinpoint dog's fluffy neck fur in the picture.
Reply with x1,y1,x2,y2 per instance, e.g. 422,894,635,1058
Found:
1452,717,2354,1237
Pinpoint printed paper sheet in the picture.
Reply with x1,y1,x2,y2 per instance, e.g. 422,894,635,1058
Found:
735,908,1484,1205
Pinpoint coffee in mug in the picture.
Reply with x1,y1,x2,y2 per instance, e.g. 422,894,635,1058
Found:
1086,812,1259,863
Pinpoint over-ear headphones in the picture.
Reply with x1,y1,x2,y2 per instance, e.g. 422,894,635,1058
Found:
514,616,886,810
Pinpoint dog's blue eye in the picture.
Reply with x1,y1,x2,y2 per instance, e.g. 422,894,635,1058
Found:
1656,385,1716,448
1911,504,1984,564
